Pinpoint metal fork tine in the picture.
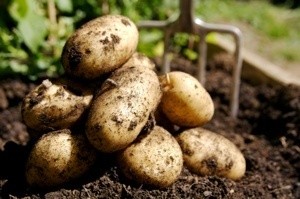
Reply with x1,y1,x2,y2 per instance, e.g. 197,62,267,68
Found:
194,19,243,118
138,0,243,118
197,31,208,85
162,29,172,74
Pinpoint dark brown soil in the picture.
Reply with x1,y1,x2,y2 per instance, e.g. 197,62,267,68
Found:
0,53,299,199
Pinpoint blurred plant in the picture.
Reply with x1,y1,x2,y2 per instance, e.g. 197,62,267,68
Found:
1,0,74,79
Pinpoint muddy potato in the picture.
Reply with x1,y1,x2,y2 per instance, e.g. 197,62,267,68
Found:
159,71,214,127
25,129,97,188
122,52,156,70
22,79,93,134
176,127,246,180
118,126,183,188
86,66,162,153
61,15,138,79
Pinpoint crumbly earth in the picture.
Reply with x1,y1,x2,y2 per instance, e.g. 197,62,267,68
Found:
0,53,299,198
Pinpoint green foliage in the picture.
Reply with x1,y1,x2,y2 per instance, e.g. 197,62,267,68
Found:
1,0,68,79
138,29,164,57
55,0,73,13
9,0,48,53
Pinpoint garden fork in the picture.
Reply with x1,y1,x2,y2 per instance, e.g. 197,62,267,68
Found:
138,0,243,118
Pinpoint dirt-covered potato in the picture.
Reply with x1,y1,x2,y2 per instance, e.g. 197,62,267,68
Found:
61,15,138,79
159,71,214,127
21,79,93,134
122,52,156,70
25,129,97,188
118,126,183,188
176,127,246,180
86,66,162,153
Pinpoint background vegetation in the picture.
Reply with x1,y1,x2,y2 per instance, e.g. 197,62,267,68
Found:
0,0,299,79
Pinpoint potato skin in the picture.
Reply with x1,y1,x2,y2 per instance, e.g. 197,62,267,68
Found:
122,52,156,70
61,15,138,79
25,129,97,188
86,66,162,153
160,71,214,127
118,126,183,188
176,127,246,180
21,79,93,133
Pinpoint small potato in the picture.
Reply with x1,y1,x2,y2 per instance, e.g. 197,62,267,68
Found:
159,71,214,127
21,79,93,134
61,15,138,79
25,129,97,188
86,66,162,153
122,52,156,70
118,126,183,188
176,127,246,180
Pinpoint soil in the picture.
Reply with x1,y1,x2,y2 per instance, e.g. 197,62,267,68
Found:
0,53,299,199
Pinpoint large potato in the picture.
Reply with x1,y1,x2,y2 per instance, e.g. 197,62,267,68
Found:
86,66,162,153
22,79,93,133
25,129,97,188
176,127,246,180
118,126,183,188
159,71,214,127
61,15,138,79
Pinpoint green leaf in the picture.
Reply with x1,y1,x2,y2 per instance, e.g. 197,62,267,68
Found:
55,0,73,13
9,0,48,53
10,60,28,73
206,33,217,44
18,12,48,53
184,49,198,61
8,0,28,21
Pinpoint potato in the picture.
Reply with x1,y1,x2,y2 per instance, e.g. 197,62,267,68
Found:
25,129,97,188
21,79,93,134
122,52,156,70
61,15,138,79
176,127,246,180
86,66,162,153
118,126,183,188
159,71,214,127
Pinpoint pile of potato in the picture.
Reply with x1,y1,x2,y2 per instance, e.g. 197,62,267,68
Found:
21,15,246,189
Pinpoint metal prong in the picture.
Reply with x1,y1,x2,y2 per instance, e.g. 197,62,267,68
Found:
138,0,243,118
194,18,243,117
